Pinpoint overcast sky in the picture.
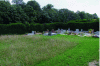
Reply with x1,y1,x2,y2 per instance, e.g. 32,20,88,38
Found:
9,0,100,17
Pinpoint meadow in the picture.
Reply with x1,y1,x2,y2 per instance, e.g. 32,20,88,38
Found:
0,34,99,66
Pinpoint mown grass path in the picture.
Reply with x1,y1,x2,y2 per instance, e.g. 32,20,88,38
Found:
35,35,99,66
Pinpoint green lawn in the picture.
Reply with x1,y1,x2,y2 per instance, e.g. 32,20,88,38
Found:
0,34,99,66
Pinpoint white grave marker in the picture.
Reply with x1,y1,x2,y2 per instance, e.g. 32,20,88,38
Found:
76,29,79,34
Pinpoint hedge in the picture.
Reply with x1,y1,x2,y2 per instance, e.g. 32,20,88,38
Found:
0,21,99,35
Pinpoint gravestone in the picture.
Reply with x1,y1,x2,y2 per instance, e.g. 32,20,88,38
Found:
34,31,36,34
63,30,66,33
76,29,79,34
81,29,83,32
48,31,51,36
61,30,66,34
27,31,34,35
57,29,61,34
67,28,71,34
61,29,63,31
32,31,34,34
51,29,56,33
68,28,70,31
43,33,48,36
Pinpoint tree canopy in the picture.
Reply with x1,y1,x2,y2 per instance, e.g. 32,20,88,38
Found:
0,1,99,24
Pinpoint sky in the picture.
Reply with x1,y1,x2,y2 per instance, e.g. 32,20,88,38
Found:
9,0,100,17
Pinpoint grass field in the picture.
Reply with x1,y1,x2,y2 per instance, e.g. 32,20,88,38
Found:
0,34,99,66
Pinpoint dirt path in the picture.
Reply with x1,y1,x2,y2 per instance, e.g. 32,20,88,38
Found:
89,60,99,66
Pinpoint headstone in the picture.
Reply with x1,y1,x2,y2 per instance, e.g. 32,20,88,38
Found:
51,29,56,33
57,29,61,34
28,33,34,35
61,29,63,31
32,31,34,34
68,28,70,31
63,30,66,33
80,32,83,36
51,33,57,35
48,31,51,36
34,31,36,34
81,29,83,32
60,30,66,34
27,31,34,35
84,33,91,36
76,29,79,34
83,31,88,33
43,33,48,36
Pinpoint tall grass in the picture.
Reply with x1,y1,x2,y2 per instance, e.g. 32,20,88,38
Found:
0,34,99,66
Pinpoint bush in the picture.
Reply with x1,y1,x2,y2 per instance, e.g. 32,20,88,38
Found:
0,24,7,34
7,23,26,34
0,23,26,34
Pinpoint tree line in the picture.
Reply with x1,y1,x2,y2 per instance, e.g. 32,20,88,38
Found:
0,0,99,24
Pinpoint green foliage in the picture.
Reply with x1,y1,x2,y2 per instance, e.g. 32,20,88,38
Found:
0,20,99,35
23,5,36,23
0,1,12,24
7,23,26,34
42,4,54,10
34,23,44,32
0,24,8,34
0,23,26,35
26,1,41,11
0,0,99,24
66,21,99,31
0,0,99,34
24,22,30,33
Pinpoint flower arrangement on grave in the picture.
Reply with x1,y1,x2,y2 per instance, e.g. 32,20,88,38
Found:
80,32,84,36
71,32,75,35
88,29,93,34
68,32,71,35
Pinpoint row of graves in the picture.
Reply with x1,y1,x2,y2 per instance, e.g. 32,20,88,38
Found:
43,29,66,36
43,28,100,38
27,28,100,38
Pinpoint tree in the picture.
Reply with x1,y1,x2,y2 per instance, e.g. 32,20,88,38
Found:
19,2,26,9
10,5,29,23
23,5,36,23
58,9,70,22
78,11,87,19
26,1,42,23
26,1,41,11
36,11,51,23
49,8,59,22
93,13,98,19
42,4,54,10
41,4,60,22
0,1,12,24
